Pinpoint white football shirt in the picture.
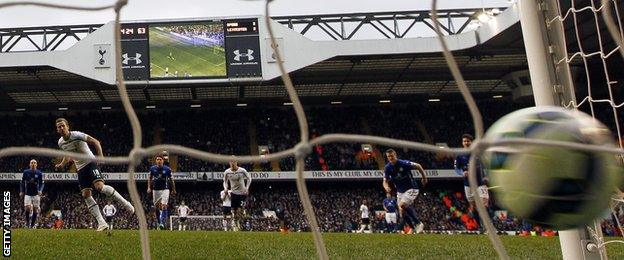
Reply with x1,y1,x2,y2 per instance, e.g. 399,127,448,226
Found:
58,131,95,171
178,205,190,217
360,204,369,219
103,204,116,217
223,167,251,195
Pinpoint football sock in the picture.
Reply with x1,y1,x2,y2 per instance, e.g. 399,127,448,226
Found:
102,185,132,209
403,213,415,229
31,212,38,227
404,205,421,225
85,196,106,226
26,211,32,227
160,209,168,226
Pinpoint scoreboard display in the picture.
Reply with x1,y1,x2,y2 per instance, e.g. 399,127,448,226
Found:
226,20,258,34
120,18,261,81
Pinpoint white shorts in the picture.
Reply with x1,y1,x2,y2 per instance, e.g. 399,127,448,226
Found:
24,195,41,208
153,189,170,205
385,212,397,224
464,185,489,202
397,189,419,205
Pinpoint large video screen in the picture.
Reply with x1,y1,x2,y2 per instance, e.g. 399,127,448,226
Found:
149,21,226,78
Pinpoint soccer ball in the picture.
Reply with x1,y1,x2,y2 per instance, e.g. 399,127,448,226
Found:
483,106,623,229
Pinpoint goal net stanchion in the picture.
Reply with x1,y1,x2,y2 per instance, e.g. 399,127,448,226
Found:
169,215,224,231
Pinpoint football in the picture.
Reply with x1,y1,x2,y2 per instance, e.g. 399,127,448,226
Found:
483,106,623,229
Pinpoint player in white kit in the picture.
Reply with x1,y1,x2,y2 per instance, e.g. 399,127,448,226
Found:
220,189,233,231
102,201,117,230
223,157,251,232
357,200,372,233
177,201,192,231
54,118,134,232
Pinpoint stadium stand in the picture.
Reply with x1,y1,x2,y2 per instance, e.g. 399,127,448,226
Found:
0,100,529,173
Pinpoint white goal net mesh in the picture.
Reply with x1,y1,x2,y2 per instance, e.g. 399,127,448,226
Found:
546,0,624,256
1,0,624,259
548,0,624,150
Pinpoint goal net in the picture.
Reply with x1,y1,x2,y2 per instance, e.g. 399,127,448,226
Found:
169,215,224,231
3,0,623,259
533,0,624,258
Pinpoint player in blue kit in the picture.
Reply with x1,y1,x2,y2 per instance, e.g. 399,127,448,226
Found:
382,149,427,234
454,134,490,229
382,193,398,233
147,154,177,230
20,159,44,228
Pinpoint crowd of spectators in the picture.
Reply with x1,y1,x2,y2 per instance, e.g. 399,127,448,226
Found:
168,24,225,47
4,181,526,233
157,109,252,172
0,101,528,173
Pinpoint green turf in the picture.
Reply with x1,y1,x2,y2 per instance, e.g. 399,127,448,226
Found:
11,229,624,259
149,28,226,78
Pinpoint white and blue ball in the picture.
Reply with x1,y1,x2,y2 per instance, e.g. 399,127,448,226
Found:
483,106,623,229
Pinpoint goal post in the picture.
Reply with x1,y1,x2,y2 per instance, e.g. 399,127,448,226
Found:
169,215,224,231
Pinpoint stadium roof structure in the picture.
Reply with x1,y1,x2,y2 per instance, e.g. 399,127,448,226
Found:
0,3,618,112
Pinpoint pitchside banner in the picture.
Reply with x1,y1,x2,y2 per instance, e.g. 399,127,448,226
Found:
225,19,262,77
212,169,459,181
120,23,149,80
0,170,459,181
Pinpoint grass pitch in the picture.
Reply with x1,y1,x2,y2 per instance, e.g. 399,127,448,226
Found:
11,229,624,259
149,28,226,78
